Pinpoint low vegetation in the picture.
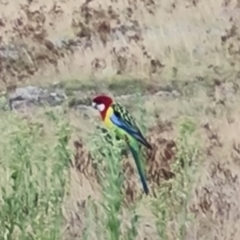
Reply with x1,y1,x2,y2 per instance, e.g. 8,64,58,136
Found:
0,106,201,240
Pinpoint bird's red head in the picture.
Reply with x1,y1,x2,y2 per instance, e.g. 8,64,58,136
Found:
92,95,113,119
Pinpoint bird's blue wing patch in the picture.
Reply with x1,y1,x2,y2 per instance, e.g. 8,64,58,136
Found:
110,113,140,136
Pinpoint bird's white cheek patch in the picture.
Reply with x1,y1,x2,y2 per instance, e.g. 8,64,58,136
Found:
97,103,105,112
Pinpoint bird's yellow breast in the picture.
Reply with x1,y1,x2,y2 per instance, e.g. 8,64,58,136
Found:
103,106,126,138
103,106,115,128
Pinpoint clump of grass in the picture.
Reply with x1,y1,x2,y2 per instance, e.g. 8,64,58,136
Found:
0,108,72,240
83,127,125,240
152,117,200,240
78,117,142,240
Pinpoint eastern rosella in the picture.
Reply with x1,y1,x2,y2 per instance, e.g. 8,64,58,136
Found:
92,95,152,195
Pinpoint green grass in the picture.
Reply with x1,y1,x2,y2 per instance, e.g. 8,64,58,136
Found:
151,118,200,240
0,109,72,240
0,104,201,240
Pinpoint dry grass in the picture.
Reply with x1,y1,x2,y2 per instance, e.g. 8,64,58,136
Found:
0,0,240,90
1,0,240,239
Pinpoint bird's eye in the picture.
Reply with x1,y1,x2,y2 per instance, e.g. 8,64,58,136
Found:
92,102,97,109
97,103,105,112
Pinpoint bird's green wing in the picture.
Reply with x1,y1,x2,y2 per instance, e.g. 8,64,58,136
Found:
128,140,149,194
110,103,152,149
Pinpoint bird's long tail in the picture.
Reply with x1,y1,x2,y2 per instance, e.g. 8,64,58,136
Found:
128,142,149,195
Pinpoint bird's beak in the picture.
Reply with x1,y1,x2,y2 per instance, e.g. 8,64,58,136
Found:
92,102,97,109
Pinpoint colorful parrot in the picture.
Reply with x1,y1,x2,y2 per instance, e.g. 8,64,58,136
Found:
92,95,152,195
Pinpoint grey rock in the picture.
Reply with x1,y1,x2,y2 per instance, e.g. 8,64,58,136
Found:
10,86,44,101
8,85,68,110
